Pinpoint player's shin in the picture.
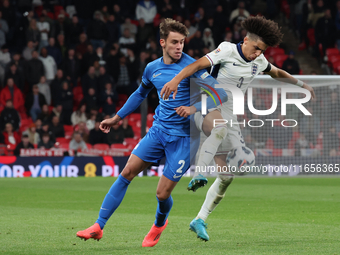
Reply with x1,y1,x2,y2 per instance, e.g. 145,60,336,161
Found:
196,125,228,171
155,195,173,227
95,175,131,229
196,173,234,221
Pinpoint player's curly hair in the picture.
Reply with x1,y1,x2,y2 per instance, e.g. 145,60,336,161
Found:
241,16,283,47
159,18,189,40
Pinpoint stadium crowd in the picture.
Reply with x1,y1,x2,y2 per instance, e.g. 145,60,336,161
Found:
0,0,339,156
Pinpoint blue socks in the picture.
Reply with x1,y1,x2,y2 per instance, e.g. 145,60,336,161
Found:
96,175,131,229
154,195,173,227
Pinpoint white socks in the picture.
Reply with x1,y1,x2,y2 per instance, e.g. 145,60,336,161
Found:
197,173,234,221
196,125,228,169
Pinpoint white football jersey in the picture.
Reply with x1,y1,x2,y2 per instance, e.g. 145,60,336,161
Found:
205,41,270,112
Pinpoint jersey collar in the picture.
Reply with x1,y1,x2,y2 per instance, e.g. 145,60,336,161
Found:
237,41,251,63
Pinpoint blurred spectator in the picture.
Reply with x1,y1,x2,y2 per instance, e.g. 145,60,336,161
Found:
106,15,120,44
26,19,40,48
294,133,310,156
51,104,65,124
184,19,197,43
307,0,326,27
336,0,340,49
0,19,5,49
83,44,97,73
113,4,124,24
116,51,139,96
75,33,88,57
57,82,74,125
37,104,50,123
55,13,69,38
95,47,106,66
105,46,120,82
75,121,89,142
82,87,98,112
61,48,81,87
39,47,57,83
202,28,215,51
315,9,336,58
87,11,107,50
81,66,97,96
66,15,83,47
71,104,87,125
323,91,340,131
107,122,125,144
6,52,25,74
38,132,54,149
0,78,25,114
0,44,10,69
2,123,20,146
188,30,204,57
0,11,9,36
0,99,20,131
229,1,249,24
121,18,137,40
89,119,107,145
38,121,55,143
69,131,87,150
22,41,35,61
24,123,40,145
86,113,96,130
100,5,110,21
25,51,45,88
159,0,175,18
136,0,157,25
120,118,134,138
0,0,15,29
50,69,65,104
282,51,301,74
194,7,207,32
37,76,51,105
119,28,136,57
97,66,114,94
35,118,42,132
0,131,3,144
214,5,229,40
49,115,65,138
37,15,50,50
14,134,34,155
323,126,339,157
299,107,320,145
100,82,118,116
25,84,47,121
56,34,68,59
4,63,25,92
136,18,154,48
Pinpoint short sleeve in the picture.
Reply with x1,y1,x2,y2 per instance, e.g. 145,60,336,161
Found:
260,55,271,72
205,42,233,66
141,64,153,88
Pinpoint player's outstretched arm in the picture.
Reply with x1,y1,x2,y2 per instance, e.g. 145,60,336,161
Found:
160,57,211,100
265,64,316,99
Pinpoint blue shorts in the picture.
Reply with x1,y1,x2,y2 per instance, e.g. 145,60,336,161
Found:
132,126,200,182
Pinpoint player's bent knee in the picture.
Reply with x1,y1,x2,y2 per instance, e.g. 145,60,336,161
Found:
121,167,138,181
211,125,228,140
156,192,171,201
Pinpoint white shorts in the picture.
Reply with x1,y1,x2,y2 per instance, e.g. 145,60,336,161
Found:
194,108,245,155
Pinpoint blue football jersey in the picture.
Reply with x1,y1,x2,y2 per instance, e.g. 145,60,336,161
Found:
142,53,214,136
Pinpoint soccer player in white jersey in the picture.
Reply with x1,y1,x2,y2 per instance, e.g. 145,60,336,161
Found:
160,16,315,241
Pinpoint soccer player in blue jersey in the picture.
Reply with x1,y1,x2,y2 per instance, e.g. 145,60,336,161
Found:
76,18,227,247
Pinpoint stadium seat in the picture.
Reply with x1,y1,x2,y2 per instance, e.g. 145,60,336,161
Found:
307,28,315,46
111,143,127,149
124,138,139,150
333,61,340,74
326,48,340,57
58,143,69,150
268,48,285,57
73,86,84,108
328,55,340,68
273,54,288,68
86,143,92,149
129,113,141,121
6,144,16,155
64,125,74,139
56,137,71,144
93,143,109,150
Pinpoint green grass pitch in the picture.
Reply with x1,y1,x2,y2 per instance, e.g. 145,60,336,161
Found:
0,177,339,255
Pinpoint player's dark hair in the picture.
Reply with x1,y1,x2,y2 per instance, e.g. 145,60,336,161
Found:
241,16,283,47
159,18,189,40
